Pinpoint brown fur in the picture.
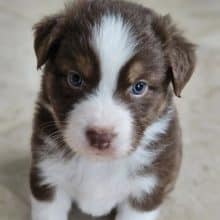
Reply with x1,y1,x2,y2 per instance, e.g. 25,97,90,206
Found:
30,0,196,217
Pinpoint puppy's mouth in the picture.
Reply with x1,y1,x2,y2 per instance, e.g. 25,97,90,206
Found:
87,146,117,159
70,143,133,161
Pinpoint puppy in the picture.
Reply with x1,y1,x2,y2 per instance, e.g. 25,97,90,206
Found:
30,0,196,220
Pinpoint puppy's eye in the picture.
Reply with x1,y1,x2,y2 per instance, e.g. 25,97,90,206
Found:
131,81,148,96
67,71,83,88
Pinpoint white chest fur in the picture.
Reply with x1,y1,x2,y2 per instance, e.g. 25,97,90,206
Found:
69,157,132,216
38,150,157,217
38,112,172,217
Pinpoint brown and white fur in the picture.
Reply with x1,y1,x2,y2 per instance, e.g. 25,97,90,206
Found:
30,0,196,220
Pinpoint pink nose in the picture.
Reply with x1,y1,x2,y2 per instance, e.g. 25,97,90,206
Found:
86,127,116,150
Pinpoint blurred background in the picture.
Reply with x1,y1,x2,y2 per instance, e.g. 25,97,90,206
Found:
0,0,219,219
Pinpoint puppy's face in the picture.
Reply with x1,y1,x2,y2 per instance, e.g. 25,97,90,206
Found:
34,0,195,159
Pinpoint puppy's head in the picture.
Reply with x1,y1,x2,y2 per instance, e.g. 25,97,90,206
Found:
34,0,196,159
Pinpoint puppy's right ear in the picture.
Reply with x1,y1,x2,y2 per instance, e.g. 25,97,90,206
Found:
33,14,64,69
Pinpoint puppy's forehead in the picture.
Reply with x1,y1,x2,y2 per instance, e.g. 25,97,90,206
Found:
91,14,137,93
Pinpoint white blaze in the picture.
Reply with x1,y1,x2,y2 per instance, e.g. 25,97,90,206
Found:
64,14,137,157
92,14,136,94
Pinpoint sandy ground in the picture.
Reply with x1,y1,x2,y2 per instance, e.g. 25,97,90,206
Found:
0,0,219,219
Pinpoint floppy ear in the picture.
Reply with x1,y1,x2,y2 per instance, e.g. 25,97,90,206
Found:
153,15,196,97
33,14,64,69
167,32,196,97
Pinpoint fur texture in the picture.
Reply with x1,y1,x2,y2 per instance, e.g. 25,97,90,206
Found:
30,0,196,219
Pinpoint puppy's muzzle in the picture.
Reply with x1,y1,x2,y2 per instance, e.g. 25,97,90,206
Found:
86,127,117,150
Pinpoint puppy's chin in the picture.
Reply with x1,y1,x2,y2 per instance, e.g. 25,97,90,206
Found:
68,144,133,161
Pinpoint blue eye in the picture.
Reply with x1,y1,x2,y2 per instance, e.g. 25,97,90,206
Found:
132,81,148,96
67,71,83,88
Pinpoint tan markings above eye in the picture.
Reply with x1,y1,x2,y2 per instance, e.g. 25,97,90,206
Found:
76,56,93,78
128,61,144,83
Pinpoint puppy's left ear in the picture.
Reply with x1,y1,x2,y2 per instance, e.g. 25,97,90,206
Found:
167,31,196,97
154,15,196,97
